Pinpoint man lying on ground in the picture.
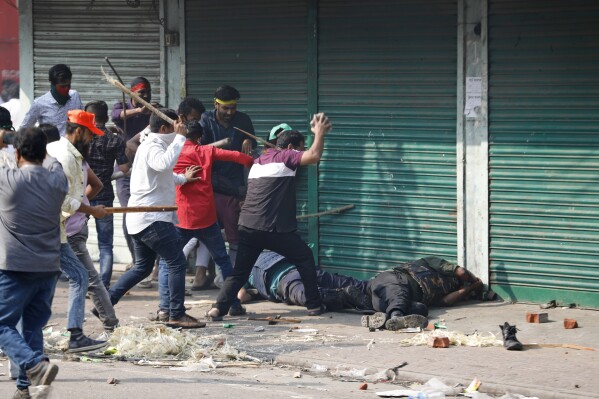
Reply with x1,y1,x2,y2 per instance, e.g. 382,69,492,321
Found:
238,253,483,331
363,256,483,330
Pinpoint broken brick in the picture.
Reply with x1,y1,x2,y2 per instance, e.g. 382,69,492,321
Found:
359,383,368,390
564,318,578,329
526,312,548,323
431,337,449,348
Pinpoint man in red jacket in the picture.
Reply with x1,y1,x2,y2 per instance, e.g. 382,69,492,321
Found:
154,119,254,322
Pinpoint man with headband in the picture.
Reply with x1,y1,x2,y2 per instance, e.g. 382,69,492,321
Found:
200,85,256,268
21,64,83,136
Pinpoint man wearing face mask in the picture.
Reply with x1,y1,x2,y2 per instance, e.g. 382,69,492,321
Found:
46,110,109,353
21,64,83,136
108,109,205,329
111,77,162,272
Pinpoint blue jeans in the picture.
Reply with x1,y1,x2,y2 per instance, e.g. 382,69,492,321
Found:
60,243,89,330
159,224,236,311
109,221,187,319
0,270,58,390
91,199,114,288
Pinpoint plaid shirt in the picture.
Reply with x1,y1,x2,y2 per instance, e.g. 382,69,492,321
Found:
87,127,129,202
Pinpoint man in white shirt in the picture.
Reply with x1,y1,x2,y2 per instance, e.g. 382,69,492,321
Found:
21,64,83,136
107,109,205,329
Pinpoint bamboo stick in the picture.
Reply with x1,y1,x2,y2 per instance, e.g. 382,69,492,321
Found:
105,206,177,214
296,204,354,220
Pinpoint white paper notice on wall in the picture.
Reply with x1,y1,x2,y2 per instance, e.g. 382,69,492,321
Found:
464,77,482,118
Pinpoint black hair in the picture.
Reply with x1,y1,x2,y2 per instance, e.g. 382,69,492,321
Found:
276,130,305,149
49,64,72,85
65,121,88,136
214,85,240,102
149,108,178,132
14,127,47,163
38,123,60,143
186,120,204,141
130,76,150,88
0,106,12,129
178,96,205,118
84,100,109,124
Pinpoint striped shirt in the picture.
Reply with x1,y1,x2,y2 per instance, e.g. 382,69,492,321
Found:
239,148,303,233
21,90,83,136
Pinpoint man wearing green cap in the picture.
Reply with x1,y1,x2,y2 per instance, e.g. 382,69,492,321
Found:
266,123,294,148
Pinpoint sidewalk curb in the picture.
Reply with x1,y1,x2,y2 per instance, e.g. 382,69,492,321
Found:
274,353,599,399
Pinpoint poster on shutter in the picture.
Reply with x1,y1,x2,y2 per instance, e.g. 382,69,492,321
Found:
464,77,482,118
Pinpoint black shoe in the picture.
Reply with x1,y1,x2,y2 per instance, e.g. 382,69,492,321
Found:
228,304,247,316
408,301,429,317
385,314,428,331
307,305,326,316
320,288,345,311
25,360,59,387
342,286,373,310
500,322,523,351
68,335,107,353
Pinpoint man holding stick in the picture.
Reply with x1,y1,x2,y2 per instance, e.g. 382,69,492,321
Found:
46,110,110,353
207,113,332,320
200,85,256,267
107,109,205,329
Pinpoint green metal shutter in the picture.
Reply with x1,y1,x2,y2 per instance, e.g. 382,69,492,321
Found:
185,0,311,237
489,1,599,307
32,0,162,106
317,0,458,278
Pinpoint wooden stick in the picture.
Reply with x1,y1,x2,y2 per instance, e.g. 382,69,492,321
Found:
247,317,302,324
525,343,595,351
101,66,175,125
233,126,276,149
296,204,354,220
208,137,232,148
104,57,127,135
105,206,177,214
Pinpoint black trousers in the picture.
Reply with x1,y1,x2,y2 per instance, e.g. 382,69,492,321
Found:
369,270,412,317
213,226,322,314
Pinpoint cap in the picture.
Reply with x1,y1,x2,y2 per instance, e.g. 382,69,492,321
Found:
269,123,293,141
67,110,104,136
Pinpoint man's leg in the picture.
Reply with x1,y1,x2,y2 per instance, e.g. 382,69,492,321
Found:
194,223,234,279
214,192,240,266
68,225,119,331
108,227,157,305
19,274,59,390
141,222,189,321
0,271,57,391
91,199,114,289
369,271,411,316
264,232,322,312
210,227,263,317
59,244,89,331
116,178,135,265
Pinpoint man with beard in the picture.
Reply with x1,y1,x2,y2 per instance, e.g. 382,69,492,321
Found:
199,85,256,268
46,110,109,352
111,77,161,275
21,64,83,136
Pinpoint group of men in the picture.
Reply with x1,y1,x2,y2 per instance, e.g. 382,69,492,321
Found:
0,62,490,398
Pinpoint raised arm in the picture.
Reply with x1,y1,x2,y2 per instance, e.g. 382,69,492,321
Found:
300,113,332,166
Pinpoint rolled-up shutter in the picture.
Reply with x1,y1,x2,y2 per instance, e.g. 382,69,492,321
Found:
317,0,458,277
489,0,599,307
32,0,162,107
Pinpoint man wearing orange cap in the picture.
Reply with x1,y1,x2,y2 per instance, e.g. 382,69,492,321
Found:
46,110,110,353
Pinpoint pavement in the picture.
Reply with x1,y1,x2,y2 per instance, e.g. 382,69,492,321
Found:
2,268,598,399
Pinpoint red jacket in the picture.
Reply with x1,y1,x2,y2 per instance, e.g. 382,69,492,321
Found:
174,140,253,230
